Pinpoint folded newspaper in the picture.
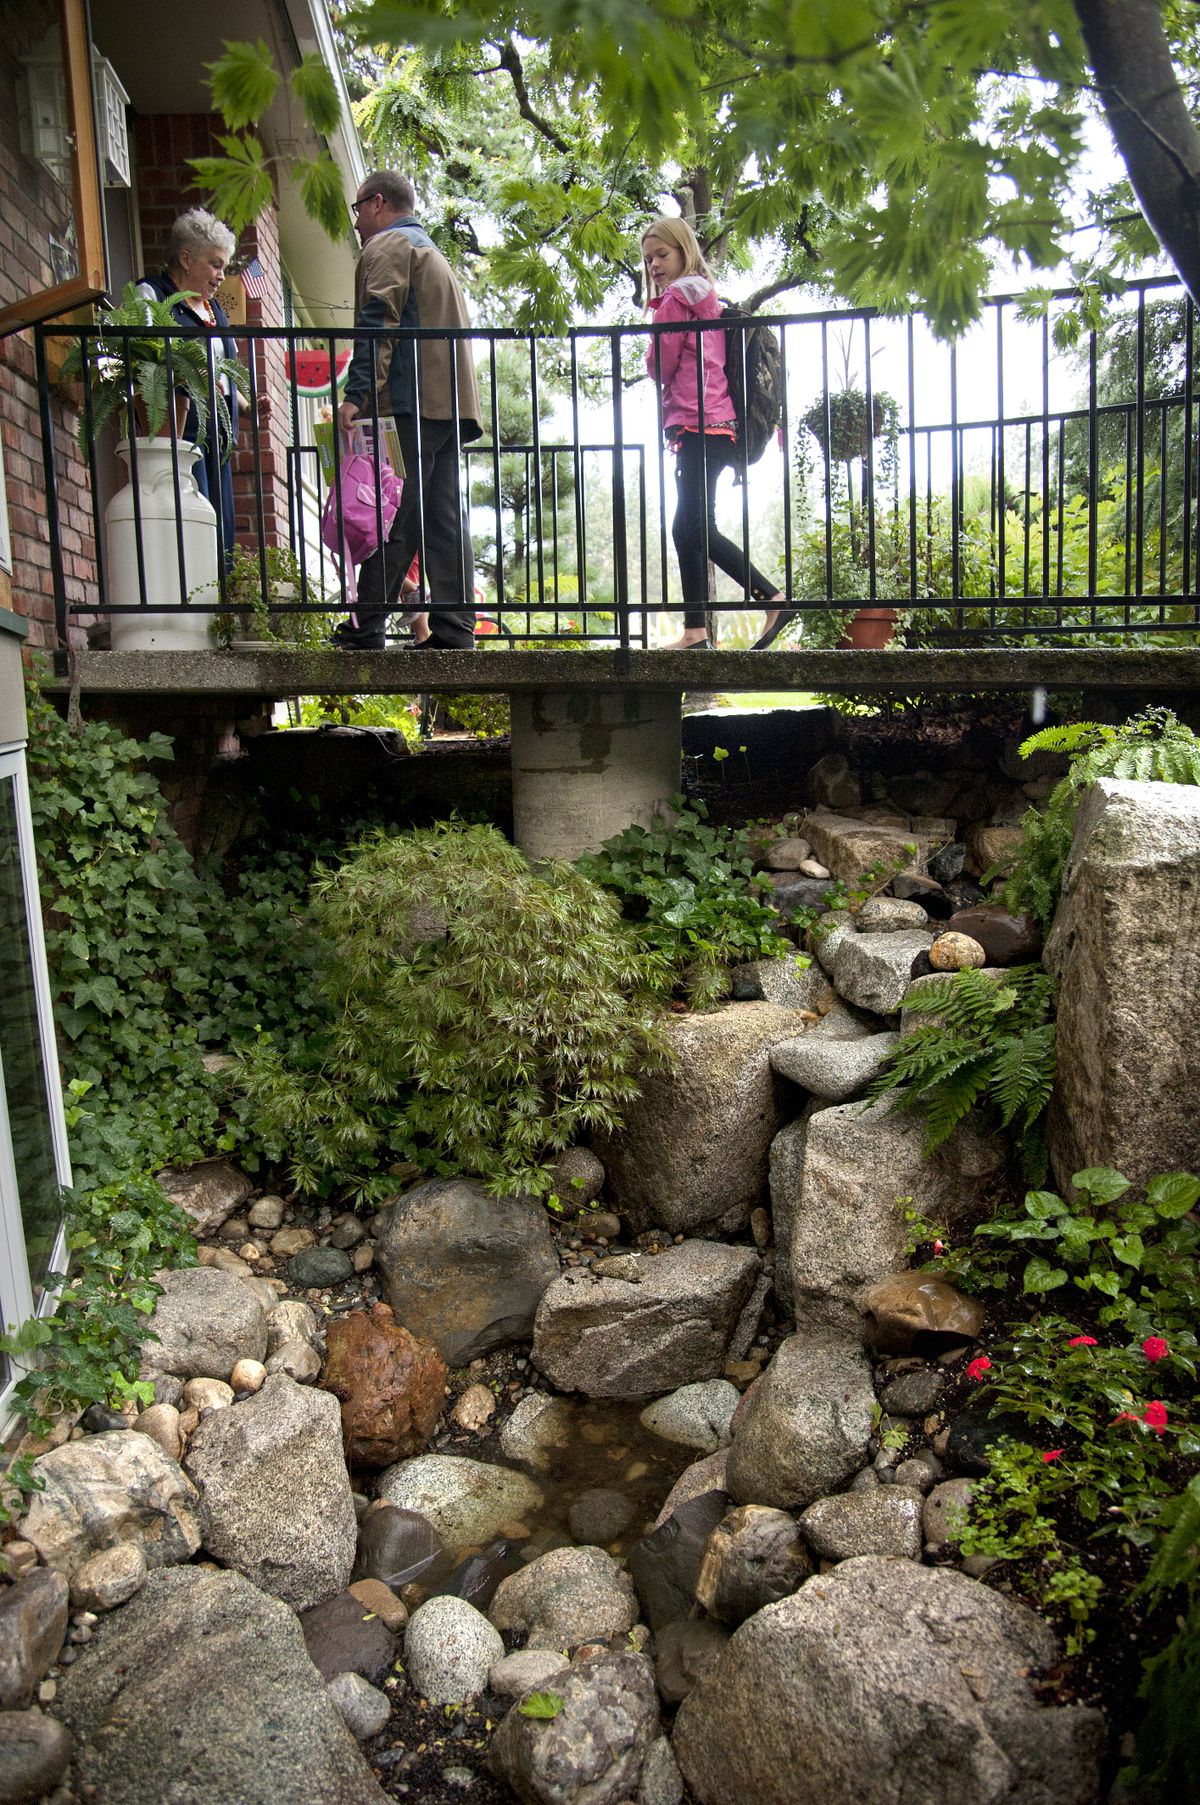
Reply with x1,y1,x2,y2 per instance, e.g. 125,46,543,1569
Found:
314,416,405,485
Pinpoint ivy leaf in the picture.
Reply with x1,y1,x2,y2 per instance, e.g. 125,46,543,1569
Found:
291,53,342,136
517,1691,563,1719
206,40,280,130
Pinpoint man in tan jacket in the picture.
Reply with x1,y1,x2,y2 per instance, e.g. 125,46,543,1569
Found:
336,171,482,649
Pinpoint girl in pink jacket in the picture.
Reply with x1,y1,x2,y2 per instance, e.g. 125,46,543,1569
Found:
643,217,792,648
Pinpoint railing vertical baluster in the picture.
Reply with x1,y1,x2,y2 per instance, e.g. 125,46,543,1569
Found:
78,331,109,620
1135,288,1146,600
610,329,630,649
820,321,833,605
1040,313,1051,610
996,302,1007,626
949,334,961,620
528,334,546,628
1086,315,1099,610
165,334,188,608
779,322,793,617
490,335,501,624
568,335,587,628
35,327,69,662
905,316,917,609
1183,297,1196,609
864,314,877,603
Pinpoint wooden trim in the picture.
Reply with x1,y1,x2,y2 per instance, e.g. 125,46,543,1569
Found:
0,0,107,336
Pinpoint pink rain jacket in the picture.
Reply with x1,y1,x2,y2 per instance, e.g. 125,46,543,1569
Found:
646,275,735,436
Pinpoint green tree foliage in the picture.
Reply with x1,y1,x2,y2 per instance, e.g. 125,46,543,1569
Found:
190,39,352,239
343,0,1200,335
235,822,669,1201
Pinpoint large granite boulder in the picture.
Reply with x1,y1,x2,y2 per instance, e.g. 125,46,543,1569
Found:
1046,778,1200,1189
831,928,936,1015
489,1650,660,1805
53,1567,388,1805
19,1433,200,1580
532,1243,759,1398
184,1375,357,1611
140,1266,268,1380
724,1330,874,1511
489,1546,637,1650
374,1178,560,1365
770,1095,1006,1320
0,1569,69,1708
673,1558,1104,1805
157,1160,253,1236
376,1454,543,1548
592,1003,812,1235
801,813,936,885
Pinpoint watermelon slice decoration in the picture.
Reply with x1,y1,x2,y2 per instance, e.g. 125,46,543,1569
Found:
286,347,352,395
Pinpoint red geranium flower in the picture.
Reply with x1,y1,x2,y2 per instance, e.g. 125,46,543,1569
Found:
965,1356,992,1382
1111,1411,1139,1427
1067,1335,1098,1347
1143,1400,1169,1434
1142,1337,1169,1364
1043,1448,1065,1463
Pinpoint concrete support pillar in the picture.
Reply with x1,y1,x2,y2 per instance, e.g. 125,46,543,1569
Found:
510,687,682,860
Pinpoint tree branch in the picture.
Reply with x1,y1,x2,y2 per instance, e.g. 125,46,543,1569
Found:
1072,0,1200,303
495,39,572,157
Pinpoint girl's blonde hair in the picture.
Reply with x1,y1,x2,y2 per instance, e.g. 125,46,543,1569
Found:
641,216,713,299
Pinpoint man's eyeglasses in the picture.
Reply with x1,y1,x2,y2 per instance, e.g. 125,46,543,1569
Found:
351,195,379,213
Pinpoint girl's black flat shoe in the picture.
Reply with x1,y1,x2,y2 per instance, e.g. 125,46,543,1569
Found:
752,608,799,650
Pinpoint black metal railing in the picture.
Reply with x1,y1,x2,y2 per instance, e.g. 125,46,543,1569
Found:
33,275,1200,652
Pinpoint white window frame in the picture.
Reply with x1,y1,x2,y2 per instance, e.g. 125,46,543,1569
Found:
0,744,71,1432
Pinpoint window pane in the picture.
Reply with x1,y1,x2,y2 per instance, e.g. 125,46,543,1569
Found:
0,776,62,1291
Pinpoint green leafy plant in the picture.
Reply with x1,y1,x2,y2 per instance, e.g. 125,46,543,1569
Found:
576,799,793,1008
1126,1476,1200,1794
926,1164,1200,1650
235,821,669,1203
517,1691,563,1719
0,1171,197,1439
971,1167,1200,1341
1004,708,1200,933
25,679,222,1185
871,965,1057,1179
210,543,332,650
59,282,248,455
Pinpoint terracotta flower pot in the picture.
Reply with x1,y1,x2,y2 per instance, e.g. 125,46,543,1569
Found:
131,392,191,442
839,607,897,649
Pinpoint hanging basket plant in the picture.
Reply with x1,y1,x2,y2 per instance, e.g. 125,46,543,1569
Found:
802,389,894,464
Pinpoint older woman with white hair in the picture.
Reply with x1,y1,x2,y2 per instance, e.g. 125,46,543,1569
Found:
137,208,241,565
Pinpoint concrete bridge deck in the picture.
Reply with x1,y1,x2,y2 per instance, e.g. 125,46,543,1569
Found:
51,645,1200,697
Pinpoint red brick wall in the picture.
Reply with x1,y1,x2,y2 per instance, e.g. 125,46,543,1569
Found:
0,0,97,649
133,115,292,550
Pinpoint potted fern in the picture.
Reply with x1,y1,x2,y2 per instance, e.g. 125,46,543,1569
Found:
61,284,249,652
61,281,246,452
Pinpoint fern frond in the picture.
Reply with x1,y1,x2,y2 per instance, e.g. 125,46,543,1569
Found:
920,1060,993,1150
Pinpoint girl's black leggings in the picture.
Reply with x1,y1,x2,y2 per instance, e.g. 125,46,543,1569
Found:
672,431,778,629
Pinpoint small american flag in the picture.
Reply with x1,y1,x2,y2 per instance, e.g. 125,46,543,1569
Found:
238,256,269,301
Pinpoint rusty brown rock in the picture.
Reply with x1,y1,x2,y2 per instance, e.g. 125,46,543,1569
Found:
857,1272,985,1354
321,1303,446,1468
928,932,987,972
